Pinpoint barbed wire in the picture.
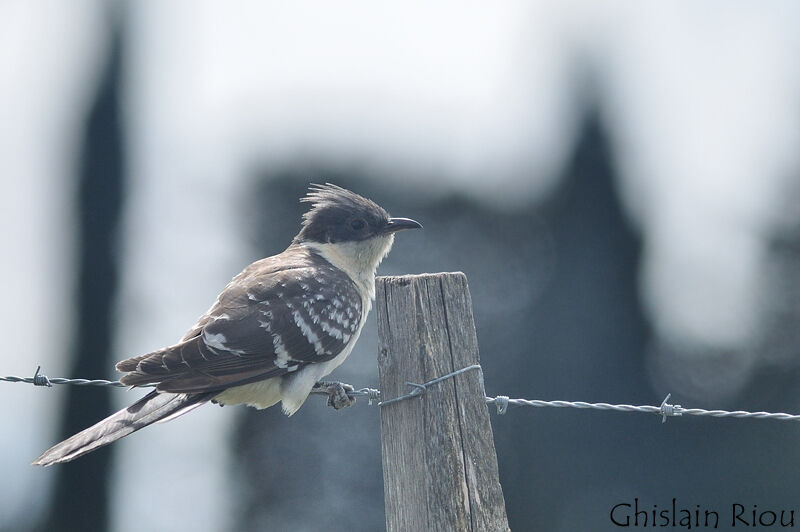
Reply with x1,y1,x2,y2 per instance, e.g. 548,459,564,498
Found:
0,366,153,388
4,364,800,424
484,394,800,423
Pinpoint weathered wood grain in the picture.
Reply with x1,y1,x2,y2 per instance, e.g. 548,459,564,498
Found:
377,273,510,532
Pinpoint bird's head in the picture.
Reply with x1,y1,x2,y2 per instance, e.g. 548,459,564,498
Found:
294,183,422,279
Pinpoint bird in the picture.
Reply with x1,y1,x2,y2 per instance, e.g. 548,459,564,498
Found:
34,183,422,466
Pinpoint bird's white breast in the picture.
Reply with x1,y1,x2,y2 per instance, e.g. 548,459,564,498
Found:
213,378,283,410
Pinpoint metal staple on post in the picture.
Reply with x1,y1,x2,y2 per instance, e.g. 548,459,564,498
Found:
377,364,483,407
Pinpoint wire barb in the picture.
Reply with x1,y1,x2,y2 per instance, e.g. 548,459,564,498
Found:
349,387,381,405
494,395,510,415
32,366,52,387
659,393,682,423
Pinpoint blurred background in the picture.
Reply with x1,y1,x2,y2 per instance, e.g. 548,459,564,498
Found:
2,1,800,531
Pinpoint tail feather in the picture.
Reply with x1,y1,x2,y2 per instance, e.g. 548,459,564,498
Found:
33,390,215,466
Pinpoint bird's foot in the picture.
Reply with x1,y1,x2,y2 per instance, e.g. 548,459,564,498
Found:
312,380,356,410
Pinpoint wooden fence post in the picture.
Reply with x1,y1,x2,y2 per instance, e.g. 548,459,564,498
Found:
376,272,510,532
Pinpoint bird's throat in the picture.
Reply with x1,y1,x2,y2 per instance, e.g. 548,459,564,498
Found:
301,236,394,301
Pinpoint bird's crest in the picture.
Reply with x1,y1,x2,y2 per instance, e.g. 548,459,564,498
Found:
300,183,387,227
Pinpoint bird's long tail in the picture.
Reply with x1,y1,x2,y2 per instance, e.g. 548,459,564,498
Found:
33,390,215,466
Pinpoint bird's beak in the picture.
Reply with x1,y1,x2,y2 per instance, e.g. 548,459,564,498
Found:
384,217,423,233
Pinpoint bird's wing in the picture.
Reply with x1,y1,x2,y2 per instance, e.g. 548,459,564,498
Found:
116,263,362,393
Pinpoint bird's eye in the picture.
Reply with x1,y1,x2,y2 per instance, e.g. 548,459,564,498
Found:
350,218,366,231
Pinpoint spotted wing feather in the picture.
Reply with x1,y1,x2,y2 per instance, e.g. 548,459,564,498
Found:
117,255,362,394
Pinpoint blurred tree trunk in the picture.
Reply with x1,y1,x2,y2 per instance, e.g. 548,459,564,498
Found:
41,16,125,532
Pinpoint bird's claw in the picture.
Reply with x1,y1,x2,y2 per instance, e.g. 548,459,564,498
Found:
313,380,356,410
